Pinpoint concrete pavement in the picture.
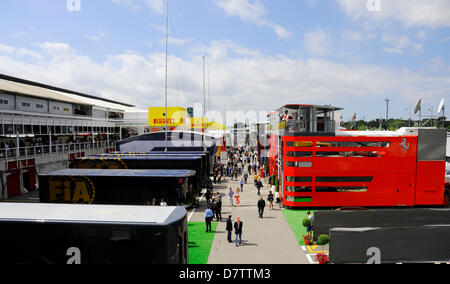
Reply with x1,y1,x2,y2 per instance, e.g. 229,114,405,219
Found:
188,175,309,264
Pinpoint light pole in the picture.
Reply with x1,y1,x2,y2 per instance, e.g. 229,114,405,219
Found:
385,98,390,130
201,55,206,151
164,0,169,152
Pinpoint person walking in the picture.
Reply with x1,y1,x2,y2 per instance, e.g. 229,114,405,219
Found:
240,178,244,192
257,196,266,218
205,206,214,232
235,187,241,207
234,217,243,247
226,215,233,243
256,179,263,196
205,189,212,204
268,191,274,210
214,194,223,221
228,188,234,207
244,172,248,184
307,211,314,237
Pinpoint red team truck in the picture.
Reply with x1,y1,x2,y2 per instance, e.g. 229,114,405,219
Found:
268,104,448,208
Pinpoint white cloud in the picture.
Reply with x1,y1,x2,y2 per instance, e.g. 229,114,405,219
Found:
17,48,44,60
381,34,424,54
336,0,450,28
112,0,141,11
215,0,292,39
144,0,165,14
0,41,448,119
0,44,15,54
112,0,164,14
304,27,333,55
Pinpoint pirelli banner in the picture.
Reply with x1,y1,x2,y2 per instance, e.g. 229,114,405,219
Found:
148,107,187,128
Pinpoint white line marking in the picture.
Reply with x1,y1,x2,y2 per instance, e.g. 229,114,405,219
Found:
306,254,318,264
188,191,206,222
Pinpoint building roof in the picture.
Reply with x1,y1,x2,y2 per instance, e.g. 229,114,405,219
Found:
0,203,186,225
42,168,197,178
0,77,90,105
0,73,135,108
276,104,344,112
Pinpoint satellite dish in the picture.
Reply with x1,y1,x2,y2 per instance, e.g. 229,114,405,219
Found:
414,99,422,114
437,99,445,114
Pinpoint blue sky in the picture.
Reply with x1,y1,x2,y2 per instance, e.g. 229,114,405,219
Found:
1,0,449,121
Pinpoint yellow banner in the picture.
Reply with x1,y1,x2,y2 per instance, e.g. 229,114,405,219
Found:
148,107,187,127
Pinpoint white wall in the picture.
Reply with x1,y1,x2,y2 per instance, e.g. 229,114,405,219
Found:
16,95,48,113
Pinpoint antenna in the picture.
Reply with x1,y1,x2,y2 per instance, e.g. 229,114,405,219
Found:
414,99,422,127
437,99,445,114
437,99,445,128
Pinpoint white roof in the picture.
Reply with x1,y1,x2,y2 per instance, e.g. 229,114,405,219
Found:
0,203,186,225
336,128,420,137
0,78,89,105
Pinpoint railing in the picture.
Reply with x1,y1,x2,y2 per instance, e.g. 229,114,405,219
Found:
0,141,117,170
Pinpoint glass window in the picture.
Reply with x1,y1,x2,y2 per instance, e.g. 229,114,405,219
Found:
286,186,313,193
286,141,313,147
286,151,313,157
286,196,312,203
316,177,373,182
316,141,390,148
316,187,368,193
286,161,312,168
286,176,313,182
316,151,381,158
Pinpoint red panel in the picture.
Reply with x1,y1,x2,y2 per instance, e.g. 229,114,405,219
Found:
279,135,419,208
28,166,37,192
415,161,445,206
7,170,20,199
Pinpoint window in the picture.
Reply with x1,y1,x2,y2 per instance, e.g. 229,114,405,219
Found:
286,176,313,182
22,102,31,107
286,196,312,203
286,186,313,193
286,151,313,157
36,104,44,109
286,161,312,168
316,141,390,148
0,99,8,105
315,186,368,193
286,141,313,147
316,177,373,183
316,151,381,158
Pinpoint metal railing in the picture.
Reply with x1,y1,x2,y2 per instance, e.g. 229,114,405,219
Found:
0,141,117,170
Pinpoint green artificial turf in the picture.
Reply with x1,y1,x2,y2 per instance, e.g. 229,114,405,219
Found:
282,209,314,246
188,222,218,264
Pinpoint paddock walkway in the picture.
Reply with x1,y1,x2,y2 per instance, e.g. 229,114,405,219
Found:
188,176,309,264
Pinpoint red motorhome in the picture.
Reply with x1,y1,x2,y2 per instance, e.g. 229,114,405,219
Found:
268,104,448,208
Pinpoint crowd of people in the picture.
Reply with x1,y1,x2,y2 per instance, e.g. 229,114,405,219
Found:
204,146,280,247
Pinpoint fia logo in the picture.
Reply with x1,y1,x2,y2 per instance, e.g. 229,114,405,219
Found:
67,0,81,12
399,138,410,153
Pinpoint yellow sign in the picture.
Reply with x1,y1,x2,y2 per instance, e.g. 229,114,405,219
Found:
190,117,209,130
148,107,187,127
207,122,226,130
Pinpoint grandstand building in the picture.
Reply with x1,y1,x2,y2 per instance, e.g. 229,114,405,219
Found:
0,74,144,200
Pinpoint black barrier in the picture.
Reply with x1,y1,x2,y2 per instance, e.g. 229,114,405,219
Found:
74,155,204,194
314,208,450,240
0,203,188,264
330,225,450,264
39,169,196,206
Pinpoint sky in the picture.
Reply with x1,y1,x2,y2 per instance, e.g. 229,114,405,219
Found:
0,0,449,122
